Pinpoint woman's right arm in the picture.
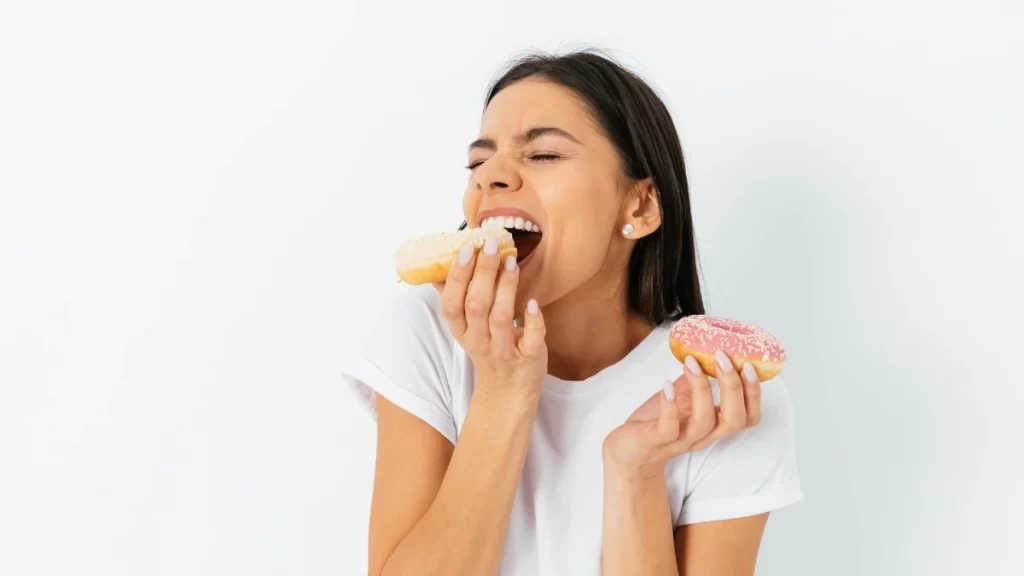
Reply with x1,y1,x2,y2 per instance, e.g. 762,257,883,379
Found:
370,387,538,576
368,238,548,576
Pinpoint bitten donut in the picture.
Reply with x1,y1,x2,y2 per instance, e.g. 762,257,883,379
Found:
668,315,786,380
394,227,516,285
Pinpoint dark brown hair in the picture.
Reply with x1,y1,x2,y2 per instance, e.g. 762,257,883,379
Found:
461,49,704,324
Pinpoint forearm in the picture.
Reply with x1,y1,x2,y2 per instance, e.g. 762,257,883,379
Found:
601,460,678,576
382,388,538,576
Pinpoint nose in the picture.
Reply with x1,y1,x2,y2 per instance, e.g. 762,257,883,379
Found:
473,156,522,193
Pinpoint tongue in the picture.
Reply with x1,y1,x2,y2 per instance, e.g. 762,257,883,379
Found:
511,230,541,262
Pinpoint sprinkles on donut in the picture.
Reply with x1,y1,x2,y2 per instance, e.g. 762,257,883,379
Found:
669,315,786,380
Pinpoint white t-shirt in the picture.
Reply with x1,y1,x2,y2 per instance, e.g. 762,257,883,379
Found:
342,285,803,575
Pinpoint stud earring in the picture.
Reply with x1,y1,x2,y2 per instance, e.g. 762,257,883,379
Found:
621,223,634,236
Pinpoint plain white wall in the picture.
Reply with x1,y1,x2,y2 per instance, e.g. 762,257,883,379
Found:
2,1,1022,574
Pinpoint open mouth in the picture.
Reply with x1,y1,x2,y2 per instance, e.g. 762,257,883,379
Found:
478,214,543,264
510,228,542,263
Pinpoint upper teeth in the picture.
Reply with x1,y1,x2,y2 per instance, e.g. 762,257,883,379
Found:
480,216,540,233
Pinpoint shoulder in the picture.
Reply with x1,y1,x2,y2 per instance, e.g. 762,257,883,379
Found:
361,284,454,354
343,284,461,443
738,375,797,446
699,375,798,474
378,283,447,328
668,376,803,526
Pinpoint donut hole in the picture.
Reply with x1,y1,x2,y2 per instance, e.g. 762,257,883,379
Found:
705,317,755,335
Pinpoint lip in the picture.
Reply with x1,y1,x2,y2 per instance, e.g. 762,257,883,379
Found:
474,206,544,231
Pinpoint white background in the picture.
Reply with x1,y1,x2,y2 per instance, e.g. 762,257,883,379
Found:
2,1,1022,574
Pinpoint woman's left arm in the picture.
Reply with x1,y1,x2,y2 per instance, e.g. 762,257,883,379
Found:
600,464,677,574
673,514,769,576
601,351,769,575
600,462,770,575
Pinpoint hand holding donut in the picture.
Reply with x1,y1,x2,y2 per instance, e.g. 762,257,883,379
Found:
433,236,548,400
602,315,785,478
602,350,763,478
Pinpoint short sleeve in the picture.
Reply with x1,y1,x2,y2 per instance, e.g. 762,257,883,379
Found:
674,377,804,525
341,285,458,444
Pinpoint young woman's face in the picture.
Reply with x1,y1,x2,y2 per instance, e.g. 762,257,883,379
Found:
463,78,631,312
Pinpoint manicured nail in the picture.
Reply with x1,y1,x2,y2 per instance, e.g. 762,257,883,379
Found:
663,380,675,401
684,356,702,375
483,237,498,255
527,299,539,315
715,350,734,374
458,242,474,265
742,362,758,385
504,255,517,271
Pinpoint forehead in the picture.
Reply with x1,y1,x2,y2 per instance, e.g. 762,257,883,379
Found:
480,78,596,137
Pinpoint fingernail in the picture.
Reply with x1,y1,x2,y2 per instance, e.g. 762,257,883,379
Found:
484,237,498,255
715,350,734,374
504,255,517,271
527,299,539,315
663,380,675,401
684,356,702,375
458,242,474,265
742,362,758,385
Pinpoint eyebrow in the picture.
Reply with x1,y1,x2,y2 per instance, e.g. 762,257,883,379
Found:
468,126,581,152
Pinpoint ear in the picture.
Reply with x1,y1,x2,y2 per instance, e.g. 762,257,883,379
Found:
619,178,662,239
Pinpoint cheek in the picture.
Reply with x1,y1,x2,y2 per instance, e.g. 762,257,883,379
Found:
538,168,619,272
556,217,611,267
538,164,620,235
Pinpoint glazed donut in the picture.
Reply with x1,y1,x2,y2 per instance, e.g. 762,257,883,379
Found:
668,315,786,381
394,227,516,285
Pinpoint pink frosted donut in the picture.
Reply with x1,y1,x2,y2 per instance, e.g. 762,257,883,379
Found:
668,315,786,380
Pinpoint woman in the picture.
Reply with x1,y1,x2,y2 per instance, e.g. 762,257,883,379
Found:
343,50,803,575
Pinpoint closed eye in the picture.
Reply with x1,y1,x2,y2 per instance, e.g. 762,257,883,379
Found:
467,153,559,170
529,153,561,162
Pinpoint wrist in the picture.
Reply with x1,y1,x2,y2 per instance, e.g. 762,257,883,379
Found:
602,447,668,484
475,371,543,404
472,380,541,415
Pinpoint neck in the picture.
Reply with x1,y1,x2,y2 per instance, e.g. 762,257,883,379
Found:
542,272,655,382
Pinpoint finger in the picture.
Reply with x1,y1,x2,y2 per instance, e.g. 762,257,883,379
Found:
431,282,445,295
627,374,691,423
488,255,519,354
673,373,694,418
712,350,746,436
653,380,681,444
686,351,745,451
688,407,726,452
517,298,546,356
683,355,715,440
463,237,503,347
439,242,477,338
741,362,763,427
